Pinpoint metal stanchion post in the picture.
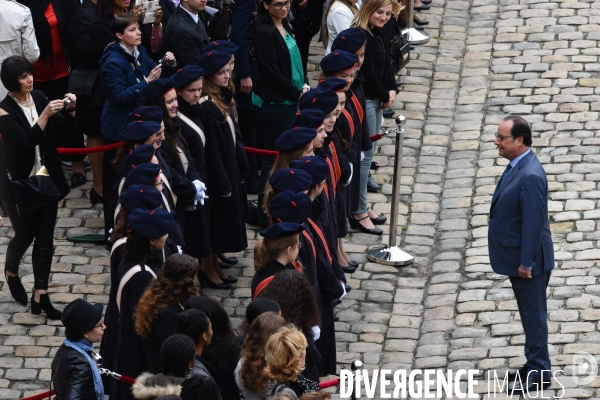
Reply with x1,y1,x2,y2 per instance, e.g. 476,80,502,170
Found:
367,116,415,266
404,0,430,44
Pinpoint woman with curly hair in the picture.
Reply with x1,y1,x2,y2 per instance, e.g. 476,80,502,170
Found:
257,270,321,383
134,254,198,374
186,296,241,400
263,325,320,399
235,312,285,400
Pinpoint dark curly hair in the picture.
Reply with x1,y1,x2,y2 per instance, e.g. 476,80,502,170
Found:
257,270,321,336
134,254,199,337
186,296,240,377
240,312,286,393
180,375,222,400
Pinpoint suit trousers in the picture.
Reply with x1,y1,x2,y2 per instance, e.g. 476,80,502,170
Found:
509,270,552,380
2,199,58,289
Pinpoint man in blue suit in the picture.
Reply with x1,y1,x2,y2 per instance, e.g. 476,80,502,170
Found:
488,116,554,393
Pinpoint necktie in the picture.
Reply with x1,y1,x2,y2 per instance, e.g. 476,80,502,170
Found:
497,163,512,188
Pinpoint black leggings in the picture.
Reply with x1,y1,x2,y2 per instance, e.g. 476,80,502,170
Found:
2,199,58,290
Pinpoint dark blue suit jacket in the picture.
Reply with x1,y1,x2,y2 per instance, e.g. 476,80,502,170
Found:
488,150,554,277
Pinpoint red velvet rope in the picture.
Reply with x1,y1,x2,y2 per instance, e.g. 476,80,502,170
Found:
319,378,340,389
21,389,55,400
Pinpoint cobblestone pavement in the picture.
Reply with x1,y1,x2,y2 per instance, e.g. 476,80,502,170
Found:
4,0,600,397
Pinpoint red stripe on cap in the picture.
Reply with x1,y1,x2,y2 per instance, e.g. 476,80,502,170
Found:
177,69,182,73
208,51,213,56
312,98,317,103
163,87,175,97
290,170,294,174
150,209,156,215
277,217,282,223
291,201,296,206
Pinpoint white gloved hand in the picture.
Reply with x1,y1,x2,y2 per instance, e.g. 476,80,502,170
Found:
339,280,347,301
177,245,183,254
193,180,208,204
343,163,353,187
312,325,321,341
221,192,232,198
360,151,365,161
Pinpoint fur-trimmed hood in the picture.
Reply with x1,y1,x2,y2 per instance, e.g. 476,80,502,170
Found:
132,372,185,400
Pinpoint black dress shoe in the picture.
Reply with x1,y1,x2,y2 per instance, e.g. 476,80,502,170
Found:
89,188,103,205
370,160,379,170
197,270,231,289
507,366,528,382
221,276,238,284
349,215,383,235
218,255,238,265
414,18,429,25
421,0,432,4
382,108,395,119
219,261,232,269
414,4,431,10
342,265,357,274
510,376,551,394
415,25,425,31
334,316,340,321
5,271,28,306
71,172,86,188
369,208,387,225
367,175,380,193
345,284,352,293
347,260,359,268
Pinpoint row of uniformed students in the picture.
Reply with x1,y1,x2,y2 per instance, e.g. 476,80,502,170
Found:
249,28,381,378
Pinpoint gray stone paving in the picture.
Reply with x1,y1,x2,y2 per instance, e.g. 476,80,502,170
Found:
4,0,600,397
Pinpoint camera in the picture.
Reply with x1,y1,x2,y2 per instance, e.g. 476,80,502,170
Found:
63,98,71,107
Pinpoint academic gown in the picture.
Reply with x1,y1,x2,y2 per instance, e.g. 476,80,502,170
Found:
198,90,249,254
176,98,212,258
251,259,296,299
349,72,372,213
108,250,169,400
306,199,344,376
99,239,126,391
155,150,187,248
158,126,201,238
331,113,354,238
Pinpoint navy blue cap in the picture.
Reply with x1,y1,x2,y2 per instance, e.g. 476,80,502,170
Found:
118,144,155,177
268,191,312,224
289,156,329,184
173,65,204,89
128,207,175,239
202,40,238,55
138,78,175,105
126,106,163,124
318,77,348,92
269,168,312,192
331,28,367,54
119,184,163,212
259,221,305,239
118,120,161,141
320,51,358,73
198,51,232,77
123,162,161,190
298,88,338,116
274,127,317,151
289,109,325,130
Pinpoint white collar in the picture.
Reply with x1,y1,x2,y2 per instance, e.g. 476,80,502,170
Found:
181,5,199,24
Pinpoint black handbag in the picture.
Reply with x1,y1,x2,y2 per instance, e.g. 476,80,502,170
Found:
389,27,410,74
207,0,235,40
67,69,98,99
6,151,60,215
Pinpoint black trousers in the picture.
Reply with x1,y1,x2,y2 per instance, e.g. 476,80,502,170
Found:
2,199,58,290
34,77,85,162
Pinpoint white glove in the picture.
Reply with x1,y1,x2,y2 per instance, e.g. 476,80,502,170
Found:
193,180,206,192
360,151,365,161
338,280,347,301
343,163,353,187
221,192,232,198
177,245,183,254
312,325,321,341
193,180,208,205
185,200,197,211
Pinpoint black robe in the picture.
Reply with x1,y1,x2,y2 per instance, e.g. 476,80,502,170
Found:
155,150,187,248
251,259,296,299
198,90,249,254
177,99,213,258
108,250,169,400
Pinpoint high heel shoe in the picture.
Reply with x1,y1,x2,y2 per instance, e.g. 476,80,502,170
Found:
5,271,28,306
31,289,62,320
349,215,383,235
90,188,103,205
197,270,231,290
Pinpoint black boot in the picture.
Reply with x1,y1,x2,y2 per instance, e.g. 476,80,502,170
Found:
4,270,27,306
31,289,62,320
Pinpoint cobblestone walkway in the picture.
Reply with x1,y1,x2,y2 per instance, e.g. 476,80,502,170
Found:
4,0,600,397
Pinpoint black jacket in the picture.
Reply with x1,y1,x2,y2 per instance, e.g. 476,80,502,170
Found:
69,0,100,70
0,91,70,204
361,28,398,103
254,15,304,103
165,5,210,67
51,344,98,400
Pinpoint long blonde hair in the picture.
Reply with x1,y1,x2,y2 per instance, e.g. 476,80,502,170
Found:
323,0,359,47
351,0,401,32
263,325,307,382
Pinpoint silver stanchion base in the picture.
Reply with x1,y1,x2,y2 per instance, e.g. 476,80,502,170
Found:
367,245,415,266
404,28,430,45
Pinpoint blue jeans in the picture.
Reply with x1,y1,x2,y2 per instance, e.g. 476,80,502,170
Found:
354,98,383,214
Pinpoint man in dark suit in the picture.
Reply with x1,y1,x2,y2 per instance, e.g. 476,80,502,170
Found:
164,0,210,66
488,116,554,393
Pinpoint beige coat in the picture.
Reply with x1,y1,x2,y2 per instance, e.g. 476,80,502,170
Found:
0,0,40,99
